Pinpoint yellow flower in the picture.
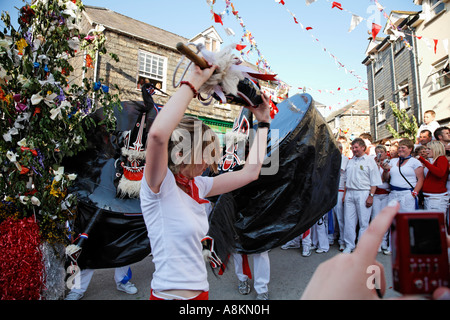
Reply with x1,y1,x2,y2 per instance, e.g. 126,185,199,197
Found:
16,38,28,55
50,180,65,198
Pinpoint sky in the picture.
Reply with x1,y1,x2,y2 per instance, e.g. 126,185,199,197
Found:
1,0,422,116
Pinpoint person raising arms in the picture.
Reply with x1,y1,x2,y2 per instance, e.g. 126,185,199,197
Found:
140,64,272,300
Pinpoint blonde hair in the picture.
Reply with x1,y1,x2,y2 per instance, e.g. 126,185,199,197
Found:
426,140,445,161
168,116,220,175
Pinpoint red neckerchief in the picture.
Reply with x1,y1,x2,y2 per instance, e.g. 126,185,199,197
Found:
174,173,209,204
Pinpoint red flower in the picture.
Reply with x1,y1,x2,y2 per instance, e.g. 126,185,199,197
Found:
19,5,35,25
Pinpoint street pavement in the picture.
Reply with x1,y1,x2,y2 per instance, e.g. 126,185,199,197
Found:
79,243,402,300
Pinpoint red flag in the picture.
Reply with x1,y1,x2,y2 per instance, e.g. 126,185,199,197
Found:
235,44,246,51
293,16,299,24
278,0,285,4
434,39,438,54
213,12,223,25
331,2,343,10
372,23,382,39
306,27,313,30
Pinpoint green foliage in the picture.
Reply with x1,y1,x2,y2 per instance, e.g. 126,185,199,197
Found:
385,101,418,141
0,0,121,244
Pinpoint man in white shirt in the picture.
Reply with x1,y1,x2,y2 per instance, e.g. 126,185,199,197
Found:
342,138,382,253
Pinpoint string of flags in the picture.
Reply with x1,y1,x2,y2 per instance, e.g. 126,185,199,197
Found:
207,0,447,113
207,0,277,77
275,0,368,87
208,0,369,112
298,85,367,95
304,0,449,55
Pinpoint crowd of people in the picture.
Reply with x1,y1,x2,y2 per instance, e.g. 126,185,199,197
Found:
284,110,450,258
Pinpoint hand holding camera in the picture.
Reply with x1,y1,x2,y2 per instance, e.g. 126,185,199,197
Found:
381,159,391,172
301,200,450,300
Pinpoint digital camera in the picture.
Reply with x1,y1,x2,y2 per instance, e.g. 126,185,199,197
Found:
391,211,449,295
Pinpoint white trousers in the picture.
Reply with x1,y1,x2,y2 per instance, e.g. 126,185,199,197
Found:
332,191,345,245
233,252,270,294
69,266,131,294
423,192,449,214
371,193,390,249
311,215,330,251
388,190,416,211
343,190,372,250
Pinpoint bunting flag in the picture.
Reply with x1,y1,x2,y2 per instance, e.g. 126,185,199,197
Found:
213,12,223,25
434,39,438,54
305,0,317,5
331,2,343,11
348,14,363,33
372,23,382,39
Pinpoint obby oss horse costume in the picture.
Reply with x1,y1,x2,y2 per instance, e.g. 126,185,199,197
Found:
65,43,341,277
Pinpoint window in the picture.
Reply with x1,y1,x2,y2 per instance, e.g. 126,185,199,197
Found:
376,99,386,122
394,38,405,54
397,83,411,110
374,53,383,73
430,0,445,18
137,50,167,92
430,57,450,92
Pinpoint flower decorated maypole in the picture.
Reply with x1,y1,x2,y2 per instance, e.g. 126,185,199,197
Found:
0,0,121,299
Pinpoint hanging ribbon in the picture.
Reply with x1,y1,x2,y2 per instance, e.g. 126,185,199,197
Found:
241,254,252,279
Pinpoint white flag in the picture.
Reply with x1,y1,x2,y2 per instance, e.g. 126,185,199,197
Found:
423,38,433,52
391,28,405,39
348,14,363,33
225,28,235,36
305,0,317,5
443,39,449,54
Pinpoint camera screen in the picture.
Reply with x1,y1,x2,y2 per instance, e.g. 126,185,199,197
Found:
409,218,441,255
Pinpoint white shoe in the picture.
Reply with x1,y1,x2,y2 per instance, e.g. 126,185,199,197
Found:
256,291,269,300
339,244,345,252
342,248,352,254
302,246,311,257
281,238,301,250
315,248,328,254
117,281,138,294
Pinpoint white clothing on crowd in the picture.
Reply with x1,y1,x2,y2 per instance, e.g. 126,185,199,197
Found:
311,215,330,252
344,154,382,251
371,166,391,251
301,230,312,256
372,192,390,250
423,191,449,214
387,157,422,211
344,155,382,190
140,168,213,292
332,154,348,246
417,120,440,139
68,266,132,295
233,252,270,295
